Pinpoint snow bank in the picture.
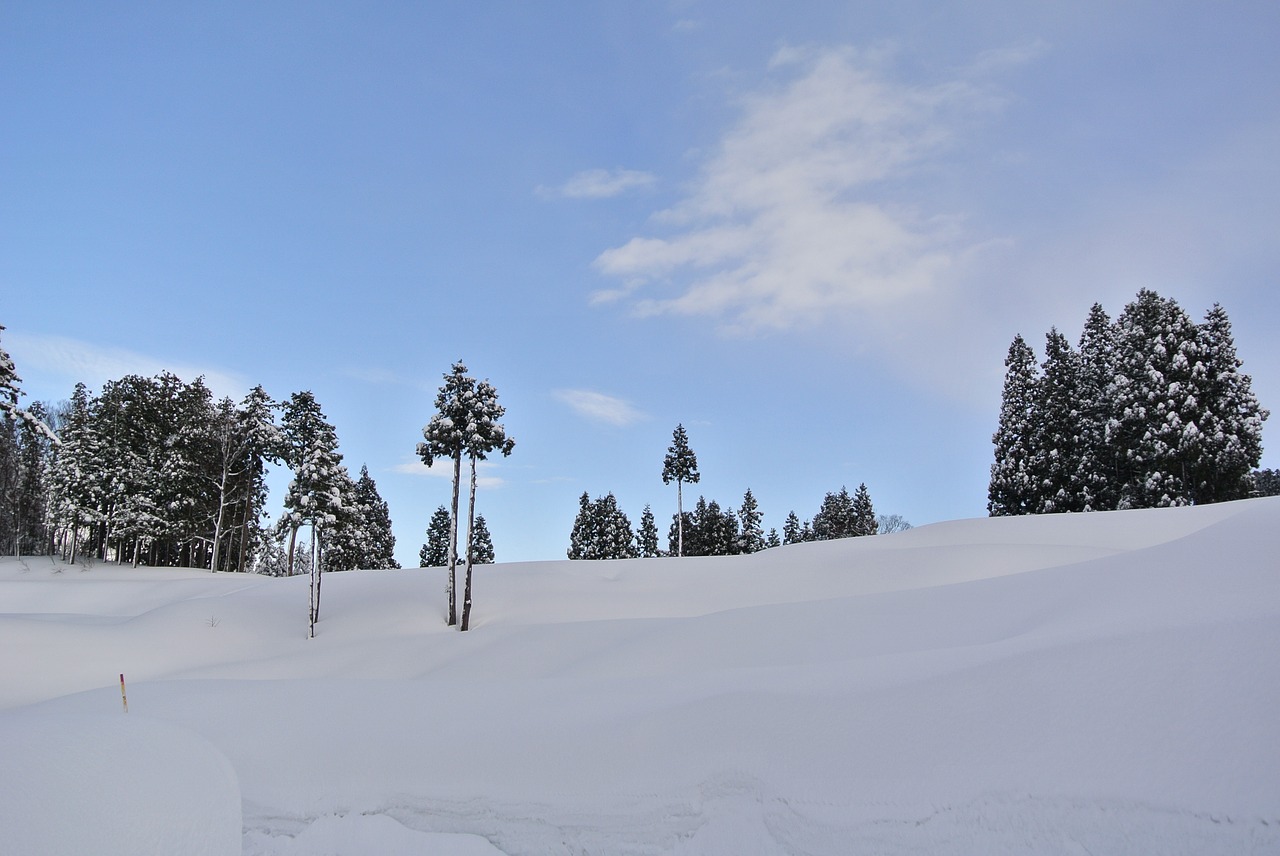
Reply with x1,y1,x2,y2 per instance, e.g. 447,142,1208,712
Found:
0,709,241,856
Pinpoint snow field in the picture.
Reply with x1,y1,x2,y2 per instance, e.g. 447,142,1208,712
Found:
1,497,1278,853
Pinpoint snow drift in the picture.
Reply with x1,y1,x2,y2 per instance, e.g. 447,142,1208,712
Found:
1,498,1278,854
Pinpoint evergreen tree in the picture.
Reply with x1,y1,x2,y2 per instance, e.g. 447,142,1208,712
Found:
280,390,346,636
764,528,781,549
44,383,105,563
737,488,764,554
812,487,856,540
782,511,802,545
851,483,877,536
418,361,476,626
661,424,700,556
1075,303,1119,511
1187,304,1268,503
568,492,636,560
1253,469,1280,497
355,465,398,569
988,334,1041,515
419,505,451,567
458,376,514,631
1032,329,1085,513
14,401,52,555
636,504,660,557
469,514,495,564
1107,290,1204,508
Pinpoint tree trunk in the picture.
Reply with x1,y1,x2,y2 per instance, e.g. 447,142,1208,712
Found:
677,479,684,557
460,455,478,632
287,522,299,577
309,524,317,637
446,453,462,626
237,486,253,573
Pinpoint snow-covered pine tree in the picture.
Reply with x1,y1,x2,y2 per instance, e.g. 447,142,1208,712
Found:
567,492,593,560
637,504,660,557
469,514,495,564
764,528,781,549
44,383,105,564
1107,290,1204,508
418,362,476,626
1075,303,1118,511
782,511,802,545
988,334,1041,516
851,483,877,536
355,465,398,569
706,499,740,555
569,492,635,560
420,505,451,567
661,424,700,557
1253,469,1280,497
1187,303,1268,503
458,376,514,631
14,401,52,555
812,487,856,540
280,390,346,636
738,488,764,554
1031,329,1085,513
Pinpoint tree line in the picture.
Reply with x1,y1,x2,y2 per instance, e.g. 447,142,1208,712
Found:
989,290,1269,515
566,424,904,560
0,326,398,585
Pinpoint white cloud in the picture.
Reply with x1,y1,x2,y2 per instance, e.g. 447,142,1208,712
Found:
553,389,646,427
550,168,657,200
5,332,246,400
591,46,1003,334
393,456,506,489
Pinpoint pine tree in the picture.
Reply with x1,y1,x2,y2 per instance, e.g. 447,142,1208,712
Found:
782,511,802,545
988,334,1041,516
661,424,700,557
355,465,398,569
458,376,514,631
764,528,781,549
637,504,660,557
1075,304,1118,511
1253,469,1280,497
1107,290,1204,508
851,483,877,536
1031,329,1085,513
567,492,593,560
568,492,636,560
44,383,105,563
812,487,856,540
737,488,764,554
1188,304,1268,503
418,361,476,626
419,505,451,567
469,514,495,564
280,390,346,636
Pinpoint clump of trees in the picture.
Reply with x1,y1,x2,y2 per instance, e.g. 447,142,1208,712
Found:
989,290,1269,514
0,325,397,578
416,361,513,631
567,423,892,559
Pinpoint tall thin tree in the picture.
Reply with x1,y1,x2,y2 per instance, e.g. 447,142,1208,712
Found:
661,424,700,557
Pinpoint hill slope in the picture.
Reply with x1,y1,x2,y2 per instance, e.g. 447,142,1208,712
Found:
2,498,1278,854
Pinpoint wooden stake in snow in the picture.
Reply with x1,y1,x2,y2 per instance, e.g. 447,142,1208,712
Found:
119,673,128,713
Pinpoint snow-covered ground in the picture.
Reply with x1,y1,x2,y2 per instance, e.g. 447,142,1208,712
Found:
2,498,1278,854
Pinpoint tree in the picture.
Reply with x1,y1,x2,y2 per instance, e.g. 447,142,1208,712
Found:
458,376,514,631
782,511,803,545
1253,469,1280,497
568,492,636,560
1107,290,1204,508
661,424,700,557
469,514,494,565
667,496,738,556
44,383,104,564
737,488,764,554
851,483,877,536
764,528,781,549
876,513,912,534
354,465,398,569
419,505,451,567
280,391,346,637
1075,303,1118,511
1187,304,1268,503
418,361,476,627
636,504,660,557
1031,329,1085,513
988,334,1041,516
812,487,856,540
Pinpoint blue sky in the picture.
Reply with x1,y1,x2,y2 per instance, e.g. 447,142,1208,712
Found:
4,1,1279,565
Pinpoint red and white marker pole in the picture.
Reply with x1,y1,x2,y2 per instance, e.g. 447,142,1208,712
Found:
119,673,128,713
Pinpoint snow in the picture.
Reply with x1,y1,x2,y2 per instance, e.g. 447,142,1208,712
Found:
2,498,1279,854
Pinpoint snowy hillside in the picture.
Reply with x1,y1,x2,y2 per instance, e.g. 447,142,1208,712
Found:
2,498,1279,855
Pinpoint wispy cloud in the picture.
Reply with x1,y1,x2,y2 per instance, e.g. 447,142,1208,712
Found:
392,456,506,488
5,331,246,400
553,389,646,426
591,45,1010,334
545,168,657,200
